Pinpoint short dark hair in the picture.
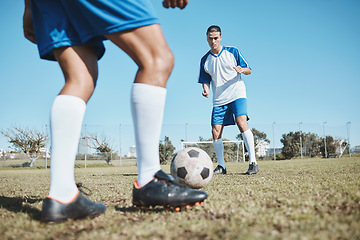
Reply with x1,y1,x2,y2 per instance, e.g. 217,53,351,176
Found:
206,25,221,35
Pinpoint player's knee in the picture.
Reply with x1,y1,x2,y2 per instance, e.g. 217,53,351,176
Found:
139,50,173,87
149,48,173,72
212,129,221,140
156,49,174,75
238,121,249,132
64,74,96,94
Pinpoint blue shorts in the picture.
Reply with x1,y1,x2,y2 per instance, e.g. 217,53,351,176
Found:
30,0,159,61
211,98,249,126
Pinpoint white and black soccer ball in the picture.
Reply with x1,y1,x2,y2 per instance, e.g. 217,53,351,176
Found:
170,147,213,189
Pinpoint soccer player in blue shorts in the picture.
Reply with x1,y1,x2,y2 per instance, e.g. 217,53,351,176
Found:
23,0,207,222
198,25,259,175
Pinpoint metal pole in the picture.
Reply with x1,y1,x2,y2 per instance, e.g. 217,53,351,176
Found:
84,124,87,168
347,122,351,158
272,122,276,161
242,140,245,162
299,122,303,159
3,150,5,167
119,124,122,166
236,142,239,162
323,122,327,158
185,123,188,142
45,124,48,170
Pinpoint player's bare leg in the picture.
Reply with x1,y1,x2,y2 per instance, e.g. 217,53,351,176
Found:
41,46,106,223
236,115,259,174
55,45,99,103
106,24,172,88
107,25,207,210
212,124,227,174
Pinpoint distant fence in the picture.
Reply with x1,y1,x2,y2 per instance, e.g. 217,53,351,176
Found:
1,122,353,168
81,122,352,159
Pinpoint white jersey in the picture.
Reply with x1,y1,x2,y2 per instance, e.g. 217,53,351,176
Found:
198,46,251,107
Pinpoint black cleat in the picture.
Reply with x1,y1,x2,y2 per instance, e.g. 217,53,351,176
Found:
245,163,259,175
133,170,208,210
213,165,227,175
41,191,106,223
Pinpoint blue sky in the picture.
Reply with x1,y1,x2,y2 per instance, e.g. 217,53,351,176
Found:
0,0,359,155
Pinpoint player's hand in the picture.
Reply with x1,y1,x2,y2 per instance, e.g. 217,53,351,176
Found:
202,89,209,98
233,66,244,74
23,5,36,44
234,66,252,75
162,0,189,9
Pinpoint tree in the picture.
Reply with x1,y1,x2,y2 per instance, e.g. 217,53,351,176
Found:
159,136,175,164
88,134,114,165
1,126,48,167
280,131,302,159
319,135,336,158
302,132,320,157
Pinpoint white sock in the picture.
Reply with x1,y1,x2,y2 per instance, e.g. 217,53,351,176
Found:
131,83,166,187
242,129,257,164
213,139,226,169
48,95,86,203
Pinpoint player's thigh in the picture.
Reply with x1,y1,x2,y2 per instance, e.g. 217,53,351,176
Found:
53,46,98,83
106,24,173,72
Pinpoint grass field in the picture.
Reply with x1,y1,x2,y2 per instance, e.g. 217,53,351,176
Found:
0,157,359,240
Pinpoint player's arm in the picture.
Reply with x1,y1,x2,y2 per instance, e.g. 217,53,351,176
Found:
23,0,36,44
233,66,252,75
202,83,210,98
162,0,189,9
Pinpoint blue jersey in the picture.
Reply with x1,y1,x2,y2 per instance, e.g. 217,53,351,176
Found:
198,46,251,107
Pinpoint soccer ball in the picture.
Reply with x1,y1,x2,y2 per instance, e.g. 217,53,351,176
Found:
170,147,213,189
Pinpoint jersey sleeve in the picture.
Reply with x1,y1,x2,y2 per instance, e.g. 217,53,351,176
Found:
198,53,212,84
231,47,251,69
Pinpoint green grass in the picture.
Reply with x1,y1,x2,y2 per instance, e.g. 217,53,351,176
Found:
0,158,359,240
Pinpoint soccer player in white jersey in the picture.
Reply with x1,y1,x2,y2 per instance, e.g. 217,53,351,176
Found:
23,0,207,222
198,25,259,175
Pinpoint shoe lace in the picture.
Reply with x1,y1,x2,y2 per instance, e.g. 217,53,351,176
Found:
76,182,93,196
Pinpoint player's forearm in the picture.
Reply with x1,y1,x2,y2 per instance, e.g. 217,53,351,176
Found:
25,0,30,9
202,83,210,98
242,68,252,75
202,83,210,91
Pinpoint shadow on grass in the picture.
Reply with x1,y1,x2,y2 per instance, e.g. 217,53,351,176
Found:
121,174,137,177
115,205,167,213
0,196,42,220
214,172,249,176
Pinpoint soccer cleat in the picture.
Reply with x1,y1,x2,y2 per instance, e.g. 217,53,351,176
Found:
213,165,227,175
132,170,208,210
40,191,106,223
245,162,259,175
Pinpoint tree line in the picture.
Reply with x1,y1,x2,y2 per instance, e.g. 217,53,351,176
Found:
1,125,351,167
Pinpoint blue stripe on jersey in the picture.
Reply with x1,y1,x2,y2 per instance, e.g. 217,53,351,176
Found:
198,51,212,84
224,46,251,69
